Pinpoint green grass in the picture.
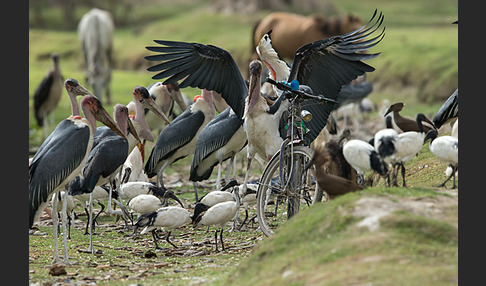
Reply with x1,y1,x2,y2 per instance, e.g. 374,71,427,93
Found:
226,187,458,286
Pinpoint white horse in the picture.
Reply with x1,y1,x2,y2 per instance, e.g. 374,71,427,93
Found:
78,8,114,104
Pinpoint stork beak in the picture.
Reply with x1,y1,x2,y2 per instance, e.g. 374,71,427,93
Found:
126,115,141,144
95,105,127,139
167,82,188,111
247,60,263,115
142,95,171,124
384,106,392,117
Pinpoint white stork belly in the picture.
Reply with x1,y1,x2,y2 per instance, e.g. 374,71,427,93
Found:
245,114,283,165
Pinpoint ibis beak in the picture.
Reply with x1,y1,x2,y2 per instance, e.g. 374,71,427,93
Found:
141,95,171,124
167,190,184,208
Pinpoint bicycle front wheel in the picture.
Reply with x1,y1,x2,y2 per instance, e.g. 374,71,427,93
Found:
256,145,323,237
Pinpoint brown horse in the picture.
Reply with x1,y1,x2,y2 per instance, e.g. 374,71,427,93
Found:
251,12,363,62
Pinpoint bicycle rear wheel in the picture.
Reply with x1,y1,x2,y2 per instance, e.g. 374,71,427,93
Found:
256,145,323,236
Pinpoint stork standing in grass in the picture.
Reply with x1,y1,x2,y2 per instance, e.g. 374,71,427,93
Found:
29,79,126,264
144,89,216,201
68,103,140,253
33,53,64,138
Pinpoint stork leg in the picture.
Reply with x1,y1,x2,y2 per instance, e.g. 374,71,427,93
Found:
87,192,95,254
216,159,223,191
193,182,200,203
60,189,69,263
51,190,61,264
241,157,254,197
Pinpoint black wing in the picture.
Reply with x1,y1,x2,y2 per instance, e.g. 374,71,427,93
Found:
144,108,205,177
433,88,458,129
190,107,246,181
145,40,247,119
29,119,91,227
288,10,385,143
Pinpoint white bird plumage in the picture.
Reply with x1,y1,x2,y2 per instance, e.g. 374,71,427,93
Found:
136,206,192,249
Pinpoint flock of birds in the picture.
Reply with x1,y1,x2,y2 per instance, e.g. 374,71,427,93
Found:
30,10,458,266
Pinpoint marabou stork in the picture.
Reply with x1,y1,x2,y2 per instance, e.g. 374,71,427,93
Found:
384,102,435,133
425,130,459,189
135,206,192,249
127,86,171,162
29,78,125,264
68,103,140,253
33,53,64,138
144,89,216,200
144,9,385,197
432,88,458,130
190,106,247,194
144,81,186,133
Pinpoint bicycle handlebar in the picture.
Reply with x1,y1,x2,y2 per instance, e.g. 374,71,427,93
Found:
265,78,339,104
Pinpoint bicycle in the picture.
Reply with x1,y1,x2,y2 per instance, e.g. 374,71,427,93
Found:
256,78,338,236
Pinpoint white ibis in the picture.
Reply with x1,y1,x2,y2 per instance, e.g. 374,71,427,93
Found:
190,106,247,193
144,89,216,200
192,190,241,252
128,190,184,232
391,113,435,187
425,130,458,189
135,206,192,249
197,180,237,207
342,139,389,186
33,53,64,138
373,115,399,164
29,78,125,264
433,88,458,130
384,102,435,133
119,181,174,201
